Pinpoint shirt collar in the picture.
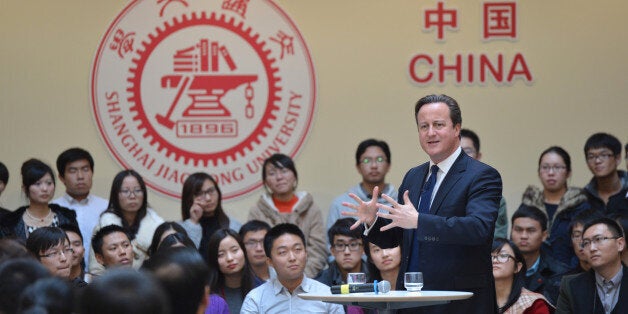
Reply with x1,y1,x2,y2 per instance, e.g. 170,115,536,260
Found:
429,146,462,176
595,265,623,286
272,275,308,295
63,193,91,205
526,256,541,277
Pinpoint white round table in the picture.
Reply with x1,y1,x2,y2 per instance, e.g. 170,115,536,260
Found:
299,290,473,314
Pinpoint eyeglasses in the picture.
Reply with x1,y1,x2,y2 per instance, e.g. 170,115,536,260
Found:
361,157,387,165
40,247,74,259
580,235,621,249
491,253,515,263
244,239,264,248
333,242,363,252
586,153,615,163
119,189,143,197
539,165,567,173
194,187,217,198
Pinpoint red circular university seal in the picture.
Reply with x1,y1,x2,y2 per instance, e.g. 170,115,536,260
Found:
91,0,316,200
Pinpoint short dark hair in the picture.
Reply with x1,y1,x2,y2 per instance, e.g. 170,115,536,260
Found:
327,218,363,245
0,259,51,314
92,225,129,256
539,146,572,173
262,153,298,185
583,217,625,239
511,205,548,231
460,129,480,152
239,219,271,239
569,209,605,236
105,170,148,238
80,268,169,314
56,147,94,178
59,223,83,242
18,277,74,314
21,159,55,198
0,239,32,264
157,233,196,254
414,94,462,126
0,161,8,185
142,247,208,314
148,222,189,256
264,223,306,258
584,132,622,156
613,213,628,239
355,139,391,165
25,227,70,260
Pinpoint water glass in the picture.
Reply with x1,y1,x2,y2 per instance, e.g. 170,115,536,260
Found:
347,272,366,285
404,272,424,292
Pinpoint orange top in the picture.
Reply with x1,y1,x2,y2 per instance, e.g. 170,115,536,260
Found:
272,195,298,213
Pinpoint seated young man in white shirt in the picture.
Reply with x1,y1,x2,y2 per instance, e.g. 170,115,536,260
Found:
241,223,345,314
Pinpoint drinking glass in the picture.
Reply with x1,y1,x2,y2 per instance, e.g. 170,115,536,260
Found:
347,272,366,285
404,272,423,292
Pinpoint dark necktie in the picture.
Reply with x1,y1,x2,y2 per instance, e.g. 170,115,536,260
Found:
408,165,439,271
418,165,439,213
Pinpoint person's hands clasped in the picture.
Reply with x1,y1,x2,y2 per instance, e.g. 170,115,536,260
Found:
341,186,380,230
376,190,419,231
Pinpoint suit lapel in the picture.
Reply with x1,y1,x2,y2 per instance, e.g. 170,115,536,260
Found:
409,163,430,208
430,153,467,215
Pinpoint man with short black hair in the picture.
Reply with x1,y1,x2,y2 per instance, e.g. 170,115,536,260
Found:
239,219,275,281
315,218,368,286
582,133,628,214
327,139,397,230
511,205,569,304
567,209,605,275
556,217,628,313
52,147,108,268
91,225,134,270
241,223,344,314
460,128,508,239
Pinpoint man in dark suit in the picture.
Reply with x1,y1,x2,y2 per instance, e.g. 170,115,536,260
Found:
556,217,628,314
343,94,502,313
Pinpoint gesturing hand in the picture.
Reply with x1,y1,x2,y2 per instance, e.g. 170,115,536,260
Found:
376,190,419,231
341,186,380,230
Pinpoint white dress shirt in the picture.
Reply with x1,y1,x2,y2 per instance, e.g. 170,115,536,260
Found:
241,276,345,314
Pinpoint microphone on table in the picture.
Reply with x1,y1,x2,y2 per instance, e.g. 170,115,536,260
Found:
330,280,391,294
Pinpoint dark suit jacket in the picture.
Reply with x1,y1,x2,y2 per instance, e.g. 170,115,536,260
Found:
366,151,502,314
556,266,628,314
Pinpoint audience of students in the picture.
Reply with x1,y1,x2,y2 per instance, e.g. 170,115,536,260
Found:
0,131,626,313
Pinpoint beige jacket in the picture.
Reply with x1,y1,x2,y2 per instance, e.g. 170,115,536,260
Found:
248,191,327,278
